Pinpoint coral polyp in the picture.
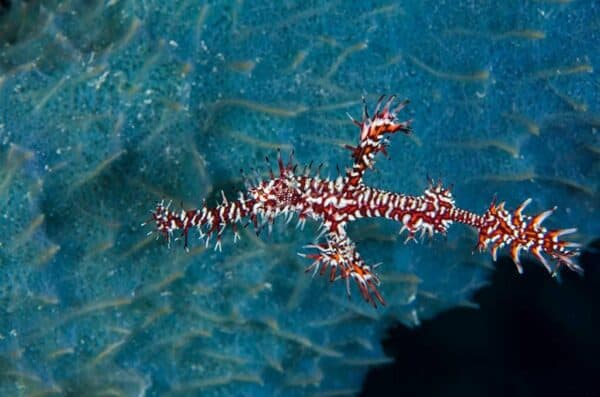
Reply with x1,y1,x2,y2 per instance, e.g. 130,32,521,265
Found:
149,96,581,307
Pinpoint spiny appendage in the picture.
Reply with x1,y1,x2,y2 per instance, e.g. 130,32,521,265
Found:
146,192,253,252
394,180,456,242
345,95,412,187
475,198,582,275
146,150,298,251
299,232,385,307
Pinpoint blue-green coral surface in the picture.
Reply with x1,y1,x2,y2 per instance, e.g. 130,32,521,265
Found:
0,0,598,396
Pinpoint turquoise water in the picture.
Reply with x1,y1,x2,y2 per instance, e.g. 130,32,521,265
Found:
0,1,598,396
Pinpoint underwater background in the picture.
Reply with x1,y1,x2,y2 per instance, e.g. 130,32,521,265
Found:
0,0,598,396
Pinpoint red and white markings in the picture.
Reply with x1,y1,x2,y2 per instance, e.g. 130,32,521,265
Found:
148,96,581,307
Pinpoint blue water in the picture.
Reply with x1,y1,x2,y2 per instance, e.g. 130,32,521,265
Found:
0,1,597,395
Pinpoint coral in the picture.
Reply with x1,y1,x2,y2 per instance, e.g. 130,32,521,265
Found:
0,1,597,396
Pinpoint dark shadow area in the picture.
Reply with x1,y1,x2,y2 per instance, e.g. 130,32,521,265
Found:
0,0,10,15
361,238,600,397
0,0,9,8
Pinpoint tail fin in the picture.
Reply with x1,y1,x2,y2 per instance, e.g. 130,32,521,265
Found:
476,198,582,275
